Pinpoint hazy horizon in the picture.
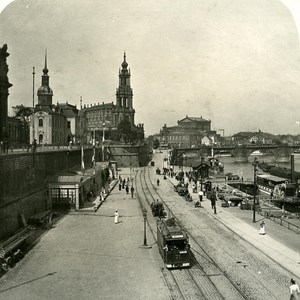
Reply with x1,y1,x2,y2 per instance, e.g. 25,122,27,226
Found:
1,0,300,136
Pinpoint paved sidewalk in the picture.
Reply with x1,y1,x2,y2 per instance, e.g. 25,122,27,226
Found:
0,168,170,300
168,174,300,279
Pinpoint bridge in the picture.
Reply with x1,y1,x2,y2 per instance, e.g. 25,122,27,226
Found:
171,144,300,164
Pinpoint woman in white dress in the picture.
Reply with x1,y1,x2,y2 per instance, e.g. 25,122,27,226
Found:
114,210,119,224
259,221,266,235
290,278,300,300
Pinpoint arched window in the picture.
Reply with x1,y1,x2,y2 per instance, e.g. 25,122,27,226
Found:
39,118,43,127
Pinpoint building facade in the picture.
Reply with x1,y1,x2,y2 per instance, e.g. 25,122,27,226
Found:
80,53,144,144
30,53,69,145
7,116,29,146
57,102,80,144
7,51,143,147
158,116,212,148
231,131,274,145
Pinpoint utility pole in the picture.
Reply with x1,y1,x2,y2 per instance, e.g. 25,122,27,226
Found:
252,158,258,223
93,128,96,175
102,123,105,162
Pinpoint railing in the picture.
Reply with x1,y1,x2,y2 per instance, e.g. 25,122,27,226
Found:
0,141,136,155
0,144,94,155
259,210,300,234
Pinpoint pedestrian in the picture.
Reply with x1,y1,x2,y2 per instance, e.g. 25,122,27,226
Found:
3,139,8,154
259,221,266,235
100,192,104,202
130,186,134,198
195,200,201,208
157,179,160,186
114,210,119,224
125,185,129,194
32,139,37,153
198,190,203,202
119,182,122,191
290,278,300,300
211,195,216,209
192,183,196,193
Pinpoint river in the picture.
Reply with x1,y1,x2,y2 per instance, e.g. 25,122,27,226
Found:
220,154,300,181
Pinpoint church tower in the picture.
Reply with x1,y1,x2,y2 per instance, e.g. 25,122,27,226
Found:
37,51,53,106
31,51,67,145
115,52,135,125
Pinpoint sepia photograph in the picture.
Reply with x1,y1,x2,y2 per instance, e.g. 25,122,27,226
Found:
0,0,300,299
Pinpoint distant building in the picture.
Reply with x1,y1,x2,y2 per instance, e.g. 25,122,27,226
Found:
201,136,213,146
21,52,144,146
30,53,69,145
80,53,144,144
56,102,80,144
232,130,274,145
157,115,213,148
7,116,29,146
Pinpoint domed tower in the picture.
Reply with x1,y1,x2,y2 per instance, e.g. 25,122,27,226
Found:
115,52,135,126
37,51,53,106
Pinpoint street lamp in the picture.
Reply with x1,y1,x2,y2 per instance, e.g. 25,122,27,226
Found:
101,122,108,162
252,157,258,223
142,208,148,246
182,154,186,171
66,150,69,172
199,159,206,192
139,207,152,249
92,128,96,175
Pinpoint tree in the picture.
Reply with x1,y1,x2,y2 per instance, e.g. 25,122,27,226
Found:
117,116,133,143
153,138,160,149
12,105,33,120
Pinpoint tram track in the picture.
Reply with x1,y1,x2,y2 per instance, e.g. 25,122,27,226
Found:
143,167,246,299
135,166,247,300
141,160,291,299
136,162,291,299
135,167,183,300
147,166,283,298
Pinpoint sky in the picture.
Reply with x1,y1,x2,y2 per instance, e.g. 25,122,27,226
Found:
1,0,300,136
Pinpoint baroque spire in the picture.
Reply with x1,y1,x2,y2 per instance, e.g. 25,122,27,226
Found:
43,49,48,75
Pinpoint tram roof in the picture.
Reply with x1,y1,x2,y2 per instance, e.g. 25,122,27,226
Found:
257,174,288,182
158,222,187,240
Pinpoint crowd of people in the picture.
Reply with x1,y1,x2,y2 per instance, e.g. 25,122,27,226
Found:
118,175,135,198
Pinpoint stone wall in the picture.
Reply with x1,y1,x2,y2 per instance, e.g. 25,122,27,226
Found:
108,144,150,168
0,148,93,240
0,145,148,240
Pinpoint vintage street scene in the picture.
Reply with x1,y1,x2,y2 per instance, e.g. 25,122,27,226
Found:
0,1,300,299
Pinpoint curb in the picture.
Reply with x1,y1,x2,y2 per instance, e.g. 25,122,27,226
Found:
94,179,119,212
